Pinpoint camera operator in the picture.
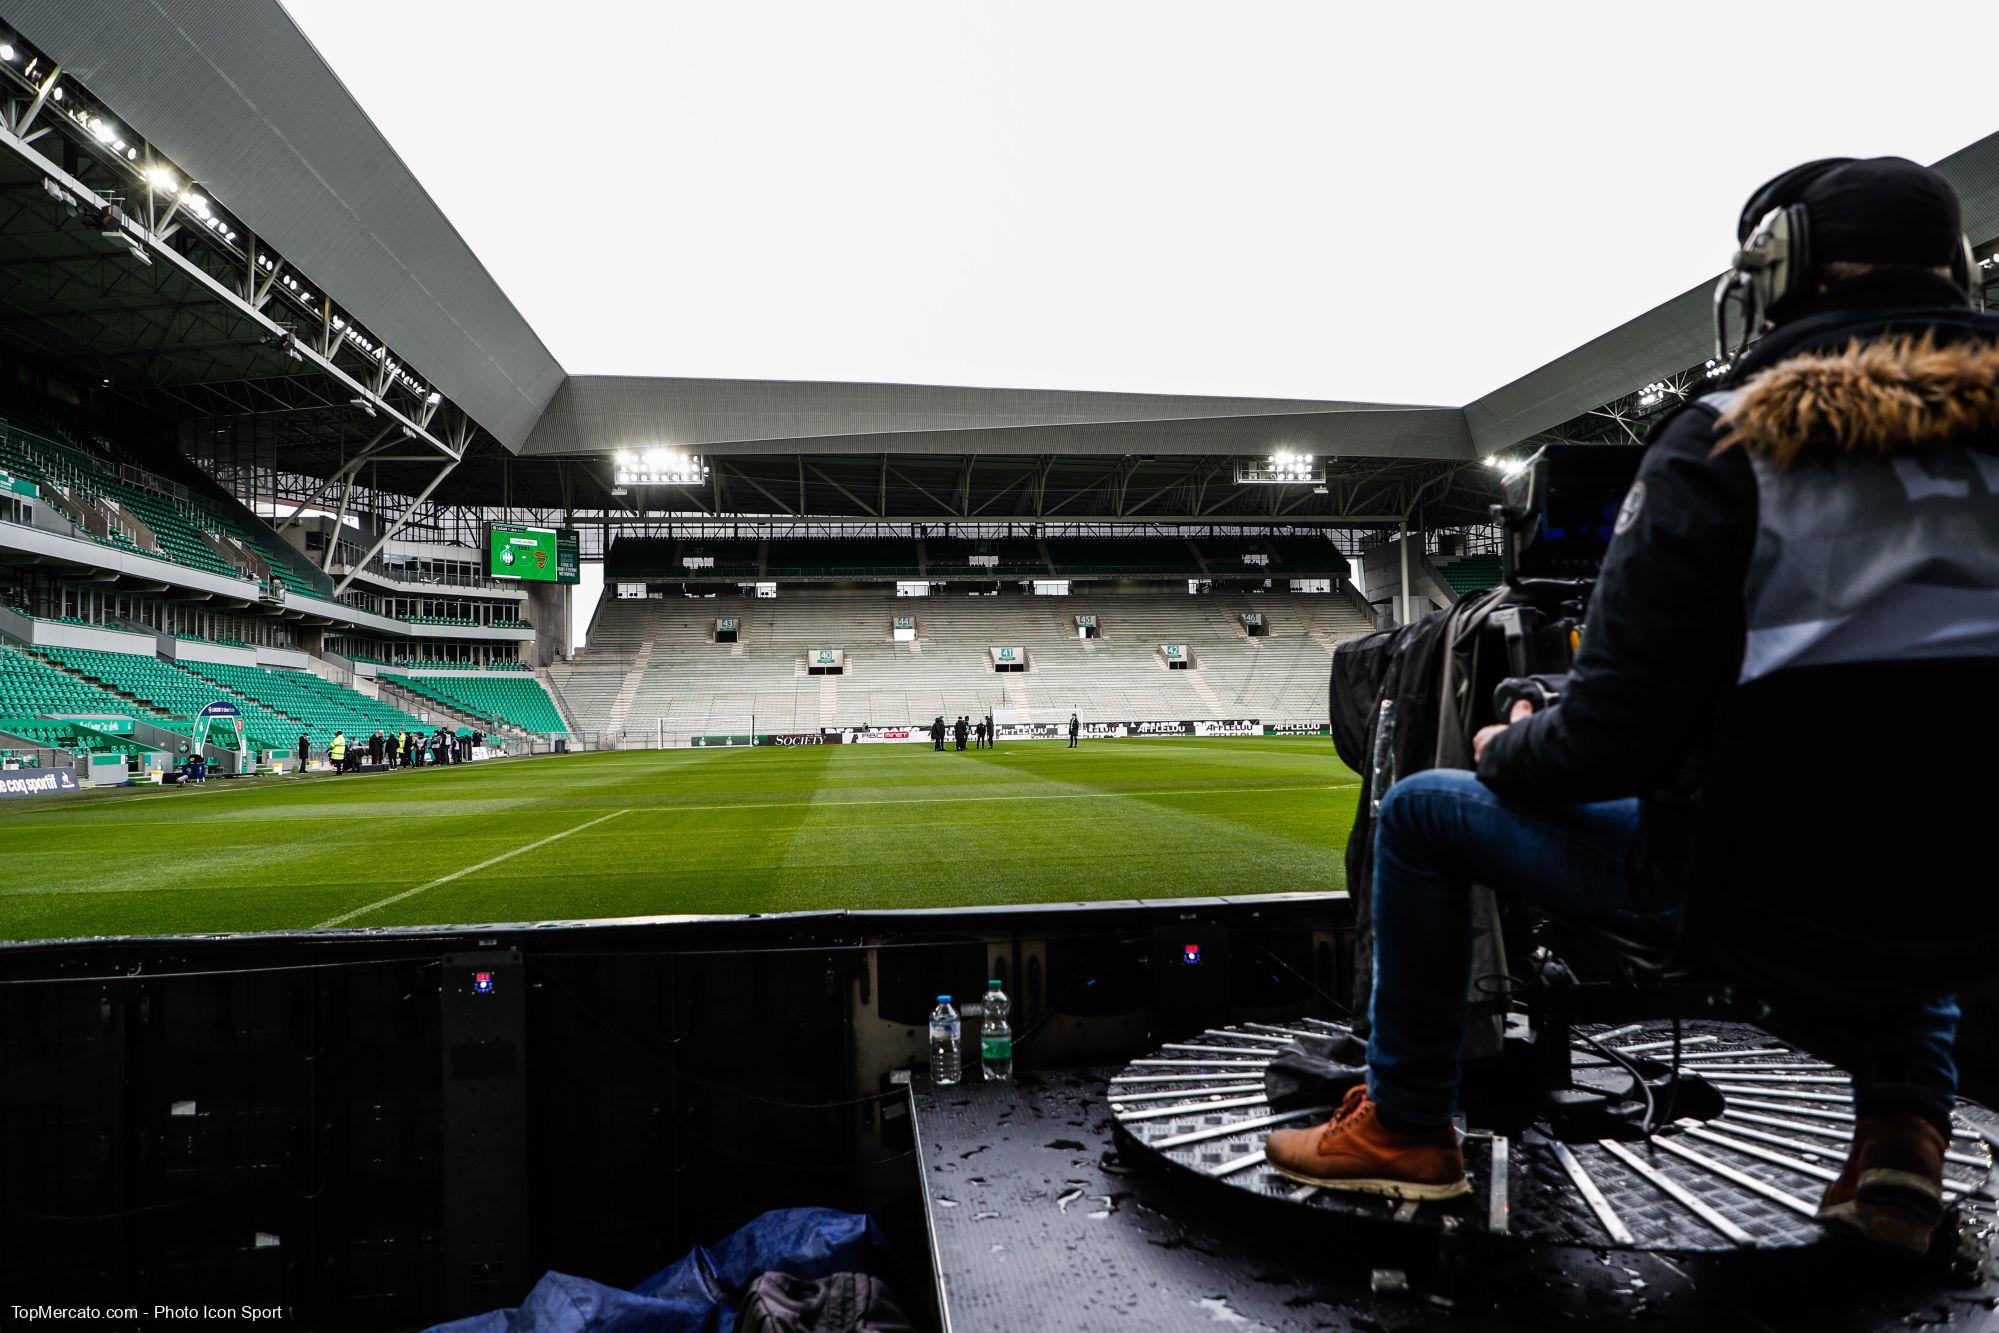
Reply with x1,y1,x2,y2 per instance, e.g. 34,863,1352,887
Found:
1268,157,1997,1251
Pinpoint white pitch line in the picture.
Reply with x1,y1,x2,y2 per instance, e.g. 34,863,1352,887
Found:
314,808,633,928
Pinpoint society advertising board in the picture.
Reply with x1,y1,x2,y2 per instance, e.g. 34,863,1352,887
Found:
488,526,581,584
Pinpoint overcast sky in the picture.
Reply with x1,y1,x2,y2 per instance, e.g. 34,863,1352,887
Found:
282,1,1992,407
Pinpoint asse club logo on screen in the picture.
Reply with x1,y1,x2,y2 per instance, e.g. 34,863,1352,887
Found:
488,526,580,584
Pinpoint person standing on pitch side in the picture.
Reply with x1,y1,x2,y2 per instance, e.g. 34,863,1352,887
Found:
1068,712,1080,748
296,731,309,773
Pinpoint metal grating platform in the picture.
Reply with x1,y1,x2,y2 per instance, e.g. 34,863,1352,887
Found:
1109,1017,1999,1255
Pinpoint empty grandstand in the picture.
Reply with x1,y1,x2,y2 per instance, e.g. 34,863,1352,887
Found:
553,584,1370,742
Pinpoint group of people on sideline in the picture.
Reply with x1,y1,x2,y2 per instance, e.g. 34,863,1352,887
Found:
302,726,485,774
931,713,995,751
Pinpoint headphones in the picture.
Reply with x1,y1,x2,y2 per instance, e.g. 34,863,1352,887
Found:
1712,204,1981,359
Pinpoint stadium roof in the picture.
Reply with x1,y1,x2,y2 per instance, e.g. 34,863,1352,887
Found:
2,1,1996,525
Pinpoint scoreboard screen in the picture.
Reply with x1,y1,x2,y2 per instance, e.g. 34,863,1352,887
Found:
488,526,580,584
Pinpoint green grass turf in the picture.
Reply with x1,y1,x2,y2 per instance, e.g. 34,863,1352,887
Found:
0,736,1357,941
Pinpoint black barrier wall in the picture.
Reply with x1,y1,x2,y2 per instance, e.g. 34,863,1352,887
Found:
13,899,1991,1330
0,897,1356,1331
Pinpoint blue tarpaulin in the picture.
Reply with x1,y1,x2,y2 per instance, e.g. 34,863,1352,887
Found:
429,1208,886,1333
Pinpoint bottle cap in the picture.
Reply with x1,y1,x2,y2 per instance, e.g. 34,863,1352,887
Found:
989,979,1001,987
937,994,951,1002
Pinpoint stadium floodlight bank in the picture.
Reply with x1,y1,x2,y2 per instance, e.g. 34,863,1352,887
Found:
1235,450,1326,485
613,448,710,486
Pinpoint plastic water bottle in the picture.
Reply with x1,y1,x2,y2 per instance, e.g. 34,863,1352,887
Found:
929,995,962,1086
981,980,1013,1082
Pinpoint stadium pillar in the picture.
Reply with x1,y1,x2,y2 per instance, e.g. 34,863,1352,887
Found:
1398,520,1411,625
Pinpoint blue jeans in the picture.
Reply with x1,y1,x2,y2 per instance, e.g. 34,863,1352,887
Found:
1364,768,1959,1130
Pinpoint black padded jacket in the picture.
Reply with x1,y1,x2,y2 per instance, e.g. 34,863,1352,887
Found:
1475,269,1999,871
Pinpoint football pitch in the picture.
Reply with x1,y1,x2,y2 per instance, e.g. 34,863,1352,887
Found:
0,736,1357,942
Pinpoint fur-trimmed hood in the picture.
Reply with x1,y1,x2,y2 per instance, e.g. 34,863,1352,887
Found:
1719,333,1999,469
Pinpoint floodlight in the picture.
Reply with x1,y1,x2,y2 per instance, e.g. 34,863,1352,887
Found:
0,44,15,61
1236,450,1325,485
614,446,708,486
145,166,179,194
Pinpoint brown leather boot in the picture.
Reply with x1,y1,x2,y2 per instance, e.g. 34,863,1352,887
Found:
1816,1112,1946,1254
1264,1084,1469,1200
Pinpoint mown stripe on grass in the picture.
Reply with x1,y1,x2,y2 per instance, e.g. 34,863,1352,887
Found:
314,808,633,928
623,781,1355,818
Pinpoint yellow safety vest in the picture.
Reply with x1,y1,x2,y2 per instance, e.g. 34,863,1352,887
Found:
329,737,346,759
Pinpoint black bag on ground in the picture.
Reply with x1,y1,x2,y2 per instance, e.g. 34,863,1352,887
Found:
737,1271,913,1333
1264,1032,1367,1111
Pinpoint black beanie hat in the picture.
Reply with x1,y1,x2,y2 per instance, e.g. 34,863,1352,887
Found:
1738,156,1964,268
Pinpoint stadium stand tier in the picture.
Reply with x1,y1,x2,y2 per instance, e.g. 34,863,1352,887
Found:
1,421,328,598
608,537,764,580
0,645,166,759
394,658,532,672
550,587,1370,740
1047,537,1202,576
922,536,1047,577
605,534,1347,584
4,639,436,756
1434,553,1504,597
762,538,917,578
380,671,568,734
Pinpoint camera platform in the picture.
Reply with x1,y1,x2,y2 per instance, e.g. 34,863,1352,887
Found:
1108,1017,1999,1255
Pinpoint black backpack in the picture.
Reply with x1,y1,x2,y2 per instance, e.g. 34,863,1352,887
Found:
737,1271,912,1333
1329,589,1519,1056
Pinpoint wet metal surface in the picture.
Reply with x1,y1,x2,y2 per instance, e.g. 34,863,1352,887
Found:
1108,1018,1999,1256
911,1063,1999,1332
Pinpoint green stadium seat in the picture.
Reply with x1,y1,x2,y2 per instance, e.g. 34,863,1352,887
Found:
0,423,330,598
762,538,919,578
1044,538,1202,577
1434,554,1504,597
924,538,1048,577
606,537,761,580
380,672,566,734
